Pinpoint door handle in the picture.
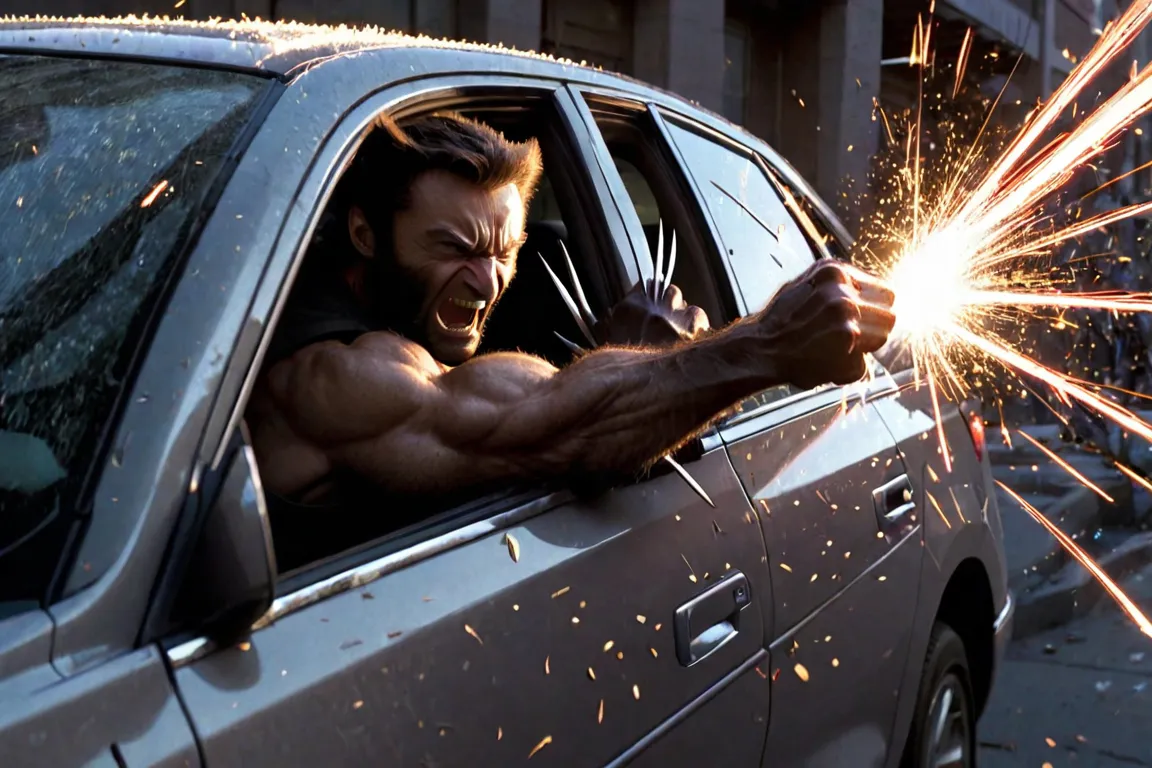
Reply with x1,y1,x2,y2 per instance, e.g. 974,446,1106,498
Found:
872,474,916,533
673,571,751,667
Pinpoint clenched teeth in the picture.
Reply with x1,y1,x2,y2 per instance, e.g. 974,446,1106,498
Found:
449,297,486,310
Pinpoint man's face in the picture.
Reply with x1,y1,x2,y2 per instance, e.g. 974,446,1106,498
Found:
355,170,525,365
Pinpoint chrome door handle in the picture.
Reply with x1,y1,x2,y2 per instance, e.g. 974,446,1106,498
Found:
673,571,751,667
873,474,916,533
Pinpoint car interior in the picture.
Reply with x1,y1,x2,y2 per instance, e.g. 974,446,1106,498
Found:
585,101,738,326
247,94,672,583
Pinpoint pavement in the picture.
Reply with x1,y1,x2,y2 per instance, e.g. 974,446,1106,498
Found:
988,420,1152,638
975,418,1152,766
978,558,1152,767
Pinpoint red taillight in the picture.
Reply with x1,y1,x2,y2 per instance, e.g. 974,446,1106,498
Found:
967,410,986,462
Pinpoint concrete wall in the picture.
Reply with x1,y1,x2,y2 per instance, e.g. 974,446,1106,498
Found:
632,0,726,112
740,0,882,217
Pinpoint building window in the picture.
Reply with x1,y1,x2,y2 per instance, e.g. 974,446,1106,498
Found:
723,19,749,124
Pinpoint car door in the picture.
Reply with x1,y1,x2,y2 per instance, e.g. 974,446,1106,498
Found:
163,55,772,767
654,110,925,767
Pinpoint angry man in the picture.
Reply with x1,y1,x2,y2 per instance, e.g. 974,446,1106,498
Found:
247,113,896,562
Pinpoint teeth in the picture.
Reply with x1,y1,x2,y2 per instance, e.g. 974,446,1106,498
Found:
449,297,486,310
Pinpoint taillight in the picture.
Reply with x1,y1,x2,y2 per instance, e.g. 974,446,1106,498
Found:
966,410,986,462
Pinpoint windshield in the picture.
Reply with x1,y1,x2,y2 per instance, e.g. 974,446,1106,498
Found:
0,55,268,614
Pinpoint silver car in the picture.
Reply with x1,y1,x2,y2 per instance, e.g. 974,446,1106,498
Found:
0,17,1012,768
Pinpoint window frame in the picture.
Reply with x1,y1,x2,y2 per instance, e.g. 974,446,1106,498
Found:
645,104,898,426
573,89,740,325
653,106,827,317
194,75,643,597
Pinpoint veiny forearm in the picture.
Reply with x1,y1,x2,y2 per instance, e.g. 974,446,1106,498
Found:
438,320,780,479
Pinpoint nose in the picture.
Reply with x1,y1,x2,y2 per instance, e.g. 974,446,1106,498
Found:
462,255,500,302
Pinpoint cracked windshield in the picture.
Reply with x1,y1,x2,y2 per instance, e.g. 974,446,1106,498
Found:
6,1,1152,767
0,56,265,613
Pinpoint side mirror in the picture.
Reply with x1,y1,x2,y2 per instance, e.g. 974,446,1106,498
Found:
173,440,277,646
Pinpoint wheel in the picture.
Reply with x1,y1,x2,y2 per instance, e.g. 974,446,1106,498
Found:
902,622,976,768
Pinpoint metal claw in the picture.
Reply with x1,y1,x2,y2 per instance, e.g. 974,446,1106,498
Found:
663,455,715,508
662,230,677,300
558,240,595,326
539,253,597,347
553,332,586,355
653,219,665,302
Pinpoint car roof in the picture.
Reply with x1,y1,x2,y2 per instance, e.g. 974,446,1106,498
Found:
0,15,852,248
0,15,609,79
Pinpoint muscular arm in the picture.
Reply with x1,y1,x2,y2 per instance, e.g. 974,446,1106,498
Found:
268,323,774,495
264,259,896,497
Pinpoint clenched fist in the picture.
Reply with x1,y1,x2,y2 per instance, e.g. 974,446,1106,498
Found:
755,260,896,389
595,279,711,347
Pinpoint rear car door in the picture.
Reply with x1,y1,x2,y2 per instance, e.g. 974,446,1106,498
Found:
163,55,772,767
656,111,925,767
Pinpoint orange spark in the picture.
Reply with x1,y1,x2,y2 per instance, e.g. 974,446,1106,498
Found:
1016,431,1115,502
1115,462,1152,495
998,481,1152,637
141,179,168,208
953,27,973,99
953,326,1152,446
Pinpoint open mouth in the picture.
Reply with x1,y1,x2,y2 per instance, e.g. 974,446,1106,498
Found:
435,296,487,337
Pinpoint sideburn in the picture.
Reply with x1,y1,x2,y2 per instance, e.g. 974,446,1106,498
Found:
364,252,428,344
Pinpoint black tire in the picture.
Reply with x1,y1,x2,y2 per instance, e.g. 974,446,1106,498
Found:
901,622,976,768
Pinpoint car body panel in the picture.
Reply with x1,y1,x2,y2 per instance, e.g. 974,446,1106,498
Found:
0,644,199,767
614,657,770,768
174,454,770,766
765,533,922,768
869,372,1009,768
720,392,922,767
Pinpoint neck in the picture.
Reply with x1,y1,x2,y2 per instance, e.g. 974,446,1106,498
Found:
342,262,370,309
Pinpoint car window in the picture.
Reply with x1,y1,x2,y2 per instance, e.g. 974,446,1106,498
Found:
663,119,818,313
0,55,267,615
613,156,661,225
582,103,733,327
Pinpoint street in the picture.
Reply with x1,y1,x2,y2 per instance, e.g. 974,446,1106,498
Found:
974,422,1152,766
979,558,1152,767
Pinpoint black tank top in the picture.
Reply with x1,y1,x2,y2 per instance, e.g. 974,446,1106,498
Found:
264,268,422,572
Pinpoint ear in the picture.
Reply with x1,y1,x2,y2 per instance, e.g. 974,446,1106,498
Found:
347,206,376,258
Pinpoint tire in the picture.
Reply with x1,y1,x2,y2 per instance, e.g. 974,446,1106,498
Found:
901,622,976,768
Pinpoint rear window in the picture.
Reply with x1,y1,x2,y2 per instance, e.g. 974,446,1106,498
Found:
0,55,267,615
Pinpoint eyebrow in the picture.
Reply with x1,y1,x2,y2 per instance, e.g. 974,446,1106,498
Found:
427,227,473,247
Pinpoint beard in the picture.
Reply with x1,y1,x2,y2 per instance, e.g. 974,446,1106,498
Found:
364,253,431,345
364,253,502,360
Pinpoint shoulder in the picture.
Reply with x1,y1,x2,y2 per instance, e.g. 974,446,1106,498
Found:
263,331,438,443
266,331,438,401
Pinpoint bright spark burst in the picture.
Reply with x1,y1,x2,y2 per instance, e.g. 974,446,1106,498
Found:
868,0,1152,635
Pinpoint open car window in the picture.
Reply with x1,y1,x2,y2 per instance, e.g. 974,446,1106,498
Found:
253,93,627,578
0,55,267,616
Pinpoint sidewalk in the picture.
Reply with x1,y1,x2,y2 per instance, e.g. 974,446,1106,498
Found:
989,420,1152,638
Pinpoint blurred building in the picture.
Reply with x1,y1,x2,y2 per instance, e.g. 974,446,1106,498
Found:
9,0,1140,211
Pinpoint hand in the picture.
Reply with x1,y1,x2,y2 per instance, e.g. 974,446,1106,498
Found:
594,280,711,347
755,260,896,389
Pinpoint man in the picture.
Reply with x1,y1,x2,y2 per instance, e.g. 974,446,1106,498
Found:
248,113,895,559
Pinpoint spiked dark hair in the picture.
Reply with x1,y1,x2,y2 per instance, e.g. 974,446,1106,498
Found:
325,112,544,263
